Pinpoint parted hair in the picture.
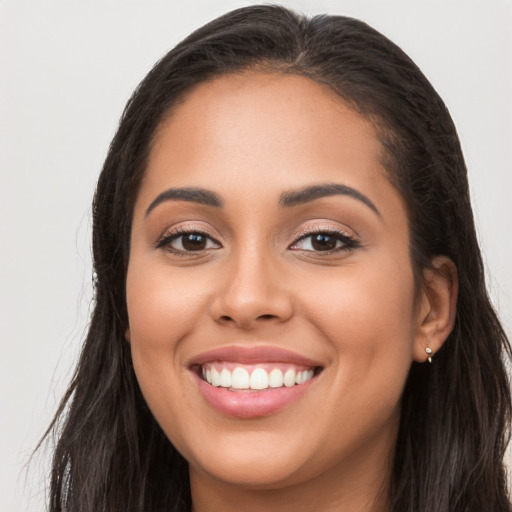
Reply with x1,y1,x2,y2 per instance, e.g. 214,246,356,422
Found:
42,5,511,511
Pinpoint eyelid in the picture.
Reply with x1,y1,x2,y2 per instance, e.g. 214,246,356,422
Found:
288,222,360,253
291,222,357,242
154,222,221,249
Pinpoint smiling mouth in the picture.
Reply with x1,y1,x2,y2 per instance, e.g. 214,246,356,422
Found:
190,347,324,417
196,362,321,391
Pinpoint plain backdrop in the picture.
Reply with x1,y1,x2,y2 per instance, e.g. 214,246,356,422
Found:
1,1,511,511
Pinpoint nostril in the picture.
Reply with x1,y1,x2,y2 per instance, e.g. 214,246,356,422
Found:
216,313,279,326
219,314,276,322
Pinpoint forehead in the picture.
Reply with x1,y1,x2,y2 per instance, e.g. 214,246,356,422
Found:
145,71,390,191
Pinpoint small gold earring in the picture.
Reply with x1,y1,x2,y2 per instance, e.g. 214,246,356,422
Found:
425,347,433,364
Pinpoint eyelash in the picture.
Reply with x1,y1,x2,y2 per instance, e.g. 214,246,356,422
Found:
155,227,220,256
155,227,359,255
289,228,359,254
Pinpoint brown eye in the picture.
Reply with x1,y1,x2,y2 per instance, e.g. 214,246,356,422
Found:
156,231,221,253
311,233,337,251
290,230,358,253
181,233,207,251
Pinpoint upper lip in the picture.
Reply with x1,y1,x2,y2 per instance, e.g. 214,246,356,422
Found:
188,345,323,368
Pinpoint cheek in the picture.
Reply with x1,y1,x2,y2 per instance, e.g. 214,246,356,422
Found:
126,263,210,351
304,261,415,326
125,262,212,418
298,255,416,396
125,263,212,441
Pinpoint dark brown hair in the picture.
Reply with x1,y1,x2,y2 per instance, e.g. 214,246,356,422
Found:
42,5,511,511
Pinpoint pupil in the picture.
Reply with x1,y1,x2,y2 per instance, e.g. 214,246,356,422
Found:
312,233,336,251
182,233,206,251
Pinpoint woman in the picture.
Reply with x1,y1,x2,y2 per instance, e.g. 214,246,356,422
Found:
43,5,511,511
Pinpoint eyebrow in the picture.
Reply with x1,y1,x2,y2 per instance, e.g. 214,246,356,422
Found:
279,183,381,217
145,182,380,218
145,187,223,217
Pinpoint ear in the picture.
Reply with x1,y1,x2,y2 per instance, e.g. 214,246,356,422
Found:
413,256,458,363
125,327,131,343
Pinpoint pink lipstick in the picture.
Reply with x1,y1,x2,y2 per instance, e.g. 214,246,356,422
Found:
189,346,322,418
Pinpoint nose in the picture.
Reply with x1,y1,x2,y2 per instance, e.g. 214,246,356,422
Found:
210,248,294,329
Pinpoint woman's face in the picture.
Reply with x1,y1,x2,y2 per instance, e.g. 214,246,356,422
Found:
126,72,427,492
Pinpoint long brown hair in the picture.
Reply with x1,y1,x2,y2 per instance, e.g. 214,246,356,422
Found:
42,5,511,511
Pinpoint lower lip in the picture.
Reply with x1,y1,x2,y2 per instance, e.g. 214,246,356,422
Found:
193,372,314,418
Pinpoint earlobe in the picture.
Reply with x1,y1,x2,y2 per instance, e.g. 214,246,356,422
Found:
413,256,458,363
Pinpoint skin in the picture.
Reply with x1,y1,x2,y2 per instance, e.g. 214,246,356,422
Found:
125,72,457,512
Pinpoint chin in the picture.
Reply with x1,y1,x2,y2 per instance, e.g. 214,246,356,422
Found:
183,428,315,489
192,453,310,490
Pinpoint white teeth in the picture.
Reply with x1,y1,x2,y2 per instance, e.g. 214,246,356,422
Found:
211,367,220,387
202,364,316,390
283,369,296,387
250,368,269,390
219,368,231,388
269,368,284,388
231,367,250,389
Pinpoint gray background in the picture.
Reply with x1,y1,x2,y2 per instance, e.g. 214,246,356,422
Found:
1,1,510,511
